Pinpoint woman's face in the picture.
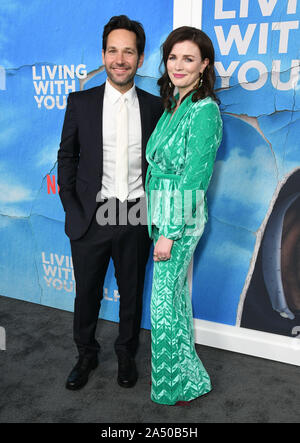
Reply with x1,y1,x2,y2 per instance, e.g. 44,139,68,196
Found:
167,40,209,97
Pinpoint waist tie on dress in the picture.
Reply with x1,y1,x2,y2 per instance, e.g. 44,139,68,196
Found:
146,169,181,238
150,171,181,180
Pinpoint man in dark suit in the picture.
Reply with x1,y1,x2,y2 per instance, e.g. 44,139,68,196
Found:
57,15,163,390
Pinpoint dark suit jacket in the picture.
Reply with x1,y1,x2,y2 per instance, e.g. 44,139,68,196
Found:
57,83,163,240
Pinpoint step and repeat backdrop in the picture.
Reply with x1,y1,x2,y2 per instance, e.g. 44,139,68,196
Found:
196,0,300,357
0,0,300,364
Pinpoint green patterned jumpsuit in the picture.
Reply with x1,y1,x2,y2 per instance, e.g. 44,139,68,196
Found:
145,94,223,405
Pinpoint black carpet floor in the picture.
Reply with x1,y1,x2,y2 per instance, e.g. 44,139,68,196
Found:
0,295,299,423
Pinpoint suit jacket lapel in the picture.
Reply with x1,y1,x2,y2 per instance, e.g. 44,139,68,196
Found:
88,83,105,180
136,87,150,185
91,83,105,145
166,94,192,135
136,87,148,149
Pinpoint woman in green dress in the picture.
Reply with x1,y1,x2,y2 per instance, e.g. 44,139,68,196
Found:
145,26,223,405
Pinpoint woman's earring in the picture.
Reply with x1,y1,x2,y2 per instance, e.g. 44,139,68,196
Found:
197,73,203,89
169,81,173,88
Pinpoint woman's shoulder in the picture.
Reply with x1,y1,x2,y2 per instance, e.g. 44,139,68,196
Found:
192,96,220,113
188,96,222,135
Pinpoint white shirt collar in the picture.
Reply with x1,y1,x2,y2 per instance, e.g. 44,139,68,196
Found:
105,79,137,105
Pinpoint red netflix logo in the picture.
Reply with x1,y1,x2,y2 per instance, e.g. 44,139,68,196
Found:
47,175,60,194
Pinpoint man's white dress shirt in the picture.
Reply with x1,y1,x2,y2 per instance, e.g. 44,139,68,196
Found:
101,80,144,200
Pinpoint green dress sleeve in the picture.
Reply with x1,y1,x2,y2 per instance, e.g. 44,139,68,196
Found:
159,101,223,241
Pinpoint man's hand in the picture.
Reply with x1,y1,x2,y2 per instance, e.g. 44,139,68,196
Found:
153,236,173,262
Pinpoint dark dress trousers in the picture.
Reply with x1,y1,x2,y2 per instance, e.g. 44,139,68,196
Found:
58,83,163,357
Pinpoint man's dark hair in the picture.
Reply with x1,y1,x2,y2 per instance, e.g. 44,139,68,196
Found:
102,15,146,57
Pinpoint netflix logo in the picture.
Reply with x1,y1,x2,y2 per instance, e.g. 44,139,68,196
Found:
47,175,59,194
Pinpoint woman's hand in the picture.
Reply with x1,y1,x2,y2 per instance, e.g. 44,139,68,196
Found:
153,236,174,262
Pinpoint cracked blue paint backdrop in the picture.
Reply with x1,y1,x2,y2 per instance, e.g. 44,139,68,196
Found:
196,0,300,331
0,0,299,337
0,0,173,328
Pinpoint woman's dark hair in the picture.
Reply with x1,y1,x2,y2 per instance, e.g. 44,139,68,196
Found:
102,15,146,58
158,26,219,111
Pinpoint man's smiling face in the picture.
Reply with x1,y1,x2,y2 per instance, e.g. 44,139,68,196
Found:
102,28,144,93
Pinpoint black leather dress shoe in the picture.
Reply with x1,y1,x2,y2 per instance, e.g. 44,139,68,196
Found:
117,353,138,388
66,354,98,390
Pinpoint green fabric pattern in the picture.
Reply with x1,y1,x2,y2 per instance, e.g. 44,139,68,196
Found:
146,94,223,405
